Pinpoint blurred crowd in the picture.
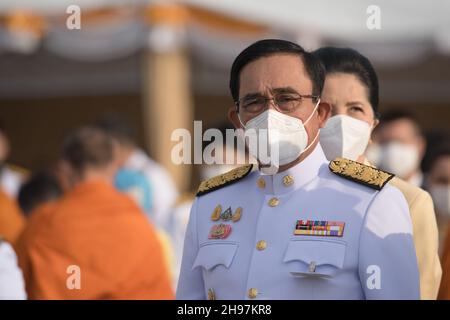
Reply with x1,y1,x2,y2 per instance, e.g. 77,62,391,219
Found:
0,107,449,299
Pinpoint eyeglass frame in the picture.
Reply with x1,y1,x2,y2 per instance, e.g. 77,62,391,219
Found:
234,91,320,115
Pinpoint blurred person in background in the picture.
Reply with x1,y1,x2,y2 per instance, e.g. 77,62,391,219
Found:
435,143,450,299
95,114,179,230
0,239,26,300
115,168,153,217
0,186,25,245
18,170,63,216
426,142,450,254
0,122,27,199
114,167,175,288
95,116,176,287
0,122,28,245
314,47,441,299
370,110,427,188
15,127,173,299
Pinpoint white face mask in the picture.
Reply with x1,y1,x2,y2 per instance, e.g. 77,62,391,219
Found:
239,100,320,174
320,115,371,161
377,142,420,178
429,184,450,217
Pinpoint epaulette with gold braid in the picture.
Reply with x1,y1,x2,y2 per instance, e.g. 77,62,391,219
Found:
329,158,394,191
196,165,253,197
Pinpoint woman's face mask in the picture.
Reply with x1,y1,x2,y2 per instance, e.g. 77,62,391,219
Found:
320,114,372,161
319,73,378,162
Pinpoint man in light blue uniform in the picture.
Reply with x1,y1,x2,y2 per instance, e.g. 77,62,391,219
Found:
176,39,419,300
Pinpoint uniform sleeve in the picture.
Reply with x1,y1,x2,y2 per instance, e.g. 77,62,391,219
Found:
0,242,27,300
358,185,420,299
409,190,441,300
176,198,205,299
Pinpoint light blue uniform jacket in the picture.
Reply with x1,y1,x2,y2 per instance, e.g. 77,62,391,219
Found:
177,145,420,300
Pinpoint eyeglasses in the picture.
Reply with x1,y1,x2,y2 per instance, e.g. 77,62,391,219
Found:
235,92,319,115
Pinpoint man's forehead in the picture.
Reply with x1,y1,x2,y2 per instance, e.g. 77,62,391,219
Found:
238,54,311,95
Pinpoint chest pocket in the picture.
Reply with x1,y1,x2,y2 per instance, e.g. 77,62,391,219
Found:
283,239,346,278
192,242,238,271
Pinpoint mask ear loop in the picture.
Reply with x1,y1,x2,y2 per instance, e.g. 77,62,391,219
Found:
298,99,321,156
300,127,320,156
237,113,245,129
303,98,321,126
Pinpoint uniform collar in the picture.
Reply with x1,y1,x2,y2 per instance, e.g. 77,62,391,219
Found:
255,143,328,195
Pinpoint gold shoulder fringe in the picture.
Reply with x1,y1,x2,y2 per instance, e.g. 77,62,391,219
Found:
196,165,253,196
329,158,394,190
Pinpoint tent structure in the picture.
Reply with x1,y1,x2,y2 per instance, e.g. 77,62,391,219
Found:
1,0,449,99
0,0,449,190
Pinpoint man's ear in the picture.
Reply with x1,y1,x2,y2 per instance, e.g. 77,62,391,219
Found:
317,101,331,129
228,107,243,129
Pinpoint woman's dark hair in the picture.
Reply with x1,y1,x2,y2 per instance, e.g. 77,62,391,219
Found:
313,47,379,116
229,39,325,104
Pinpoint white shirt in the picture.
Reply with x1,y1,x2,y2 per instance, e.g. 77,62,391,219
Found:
0,241,27,300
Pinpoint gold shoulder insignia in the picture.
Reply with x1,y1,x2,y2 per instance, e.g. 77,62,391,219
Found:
329,158,394,191
196,165,253,197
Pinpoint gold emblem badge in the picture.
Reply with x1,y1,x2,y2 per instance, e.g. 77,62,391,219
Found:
211,205,222,221
232,207,242,222
208,224,232,239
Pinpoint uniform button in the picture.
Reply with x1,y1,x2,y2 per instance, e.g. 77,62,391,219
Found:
256,240,267,250
248,288,258,299
282,175,294,187
207,288,216,300
257,177,266,189
268,197,279,207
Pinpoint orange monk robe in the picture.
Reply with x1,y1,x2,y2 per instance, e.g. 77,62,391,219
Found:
0,189,25,244
15,180,173,299
439,223,450,299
